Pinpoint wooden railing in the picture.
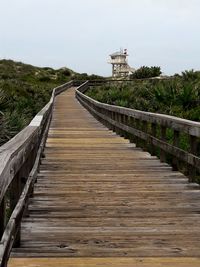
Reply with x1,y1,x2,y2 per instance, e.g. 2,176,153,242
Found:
1,79,200,266
0,81,73,267
76,81,200,181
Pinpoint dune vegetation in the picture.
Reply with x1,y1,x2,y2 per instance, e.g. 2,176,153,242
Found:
0,59,73,146
86,70,200,180
86,70,200,122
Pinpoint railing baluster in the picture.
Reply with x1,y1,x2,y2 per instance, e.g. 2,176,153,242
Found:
123,115,129,139
135,119,140,147
189,135,198,182
172,130,180,171
0,198,6,239
142,120,147,151
150,123,157,155
129,116,136,144
119,113,124,137
115,112,119,129
112,112,116,132
160,126,167,162
9,173,22,247
124,114,128,125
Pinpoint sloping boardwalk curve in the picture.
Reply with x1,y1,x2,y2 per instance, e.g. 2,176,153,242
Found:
8,87,200,266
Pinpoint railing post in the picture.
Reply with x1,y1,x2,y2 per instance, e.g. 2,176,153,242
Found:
124,114,128,125
119,114,125,137
129,116,136,144
118,113,124,137
150,123,157,155
141,120,147,151
0,197,6,239
123,115,129,139
112,111,116,132
108,110,112,130
160,126,167,162
122,114,128,139
10,174,22,247
172,130,180,171
188,135,198,182
115,112,120,134
135,119,141,147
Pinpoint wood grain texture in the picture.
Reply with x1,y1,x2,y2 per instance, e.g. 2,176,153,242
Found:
8,257,200,267
11,88,200,261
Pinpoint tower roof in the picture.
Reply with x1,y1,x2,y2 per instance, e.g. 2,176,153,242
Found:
110,51,128,57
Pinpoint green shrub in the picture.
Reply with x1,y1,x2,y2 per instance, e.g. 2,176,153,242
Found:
131,66,162,79
86,73,200,122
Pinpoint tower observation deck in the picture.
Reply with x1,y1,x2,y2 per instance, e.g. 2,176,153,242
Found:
108,48,135,78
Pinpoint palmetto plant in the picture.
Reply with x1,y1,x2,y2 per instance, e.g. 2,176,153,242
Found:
86,73,200,122
178,82,198,108
182,70,199,81
0,88,7,110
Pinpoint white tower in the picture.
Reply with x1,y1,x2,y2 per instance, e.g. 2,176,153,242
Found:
108,49,134,78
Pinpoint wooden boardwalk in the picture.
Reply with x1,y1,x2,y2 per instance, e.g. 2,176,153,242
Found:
9,88,200,266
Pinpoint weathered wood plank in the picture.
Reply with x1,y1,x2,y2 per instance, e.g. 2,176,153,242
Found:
8,257,200,267
0,82,74,267
9,87,200,261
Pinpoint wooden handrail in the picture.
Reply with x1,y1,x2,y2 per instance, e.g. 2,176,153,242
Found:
76,82,200,181
0,81,73,267
0,79,199,266
0,81,73,205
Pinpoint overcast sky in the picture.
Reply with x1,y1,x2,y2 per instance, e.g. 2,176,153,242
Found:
0,0,200,76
